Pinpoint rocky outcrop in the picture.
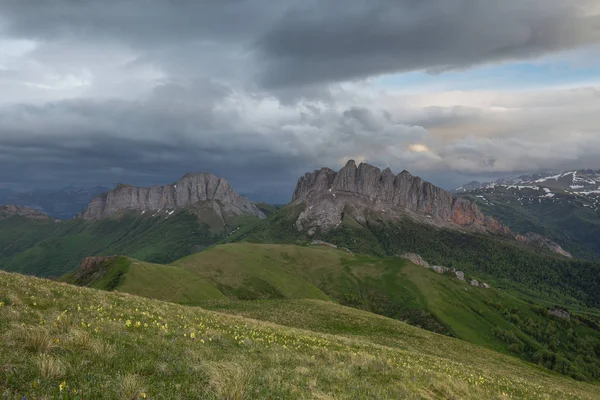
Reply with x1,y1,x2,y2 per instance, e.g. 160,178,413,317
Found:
72,256,119,286
468,279,491,289
401,253,430,268
0,205,56,221
548,308,571,321
310,240,338,249
400,253,490,287
292,160,511,235
78,173,265,220
76,256,118,276
432,265,449,274
516,233,572,258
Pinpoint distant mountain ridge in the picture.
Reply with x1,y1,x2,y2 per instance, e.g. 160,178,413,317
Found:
0,185,109,219
454,169,600,259
454,169,600,195
78,172,265,221
0,204,56,221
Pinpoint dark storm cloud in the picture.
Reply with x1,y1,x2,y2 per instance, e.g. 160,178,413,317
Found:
258,0,600,87
0,94,315,195
0,0,285,45
2,0,598,88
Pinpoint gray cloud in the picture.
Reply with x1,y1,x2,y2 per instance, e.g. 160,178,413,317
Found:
0,0,283,45
2,83,598,195
2,0,598,88
258,0,600,87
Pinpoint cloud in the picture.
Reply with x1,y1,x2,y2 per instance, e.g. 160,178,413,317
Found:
257,0,600,87
1,81,598,193
0,1,600,196
2,0,599,90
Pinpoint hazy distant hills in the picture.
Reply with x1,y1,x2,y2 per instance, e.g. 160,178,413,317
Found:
0,185,110,219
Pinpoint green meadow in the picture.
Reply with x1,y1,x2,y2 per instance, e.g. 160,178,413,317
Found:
63,243,600,382
2,269,600,399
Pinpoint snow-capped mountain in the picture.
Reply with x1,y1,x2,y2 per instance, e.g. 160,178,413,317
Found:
454,170,600,195
454,169,600,259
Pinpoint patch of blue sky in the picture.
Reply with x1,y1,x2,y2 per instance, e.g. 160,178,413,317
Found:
374,60,600,92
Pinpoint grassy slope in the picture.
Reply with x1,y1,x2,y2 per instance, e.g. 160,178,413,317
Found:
1,270,599,399
62,257,226,305
173,244,339,301
117,259,227,304
71,243,600,381
232,207,600,309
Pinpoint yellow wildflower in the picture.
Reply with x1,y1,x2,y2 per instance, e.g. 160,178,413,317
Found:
59,381,66,392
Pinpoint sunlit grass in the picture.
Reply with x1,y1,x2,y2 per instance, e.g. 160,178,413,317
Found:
1,270,598,399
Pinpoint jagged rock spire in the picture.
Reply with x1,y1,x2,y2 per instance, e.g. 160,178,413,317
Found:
292,162,511,235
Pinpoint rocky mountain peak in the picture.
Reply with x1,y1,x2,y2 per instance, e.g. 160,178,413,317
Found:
78,173,265,220
292,161,511,235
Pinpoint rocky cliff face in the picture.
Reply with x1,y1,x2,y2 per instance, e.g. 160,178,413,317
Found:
0,205,56,221
78,173,265,220
291,160,511,235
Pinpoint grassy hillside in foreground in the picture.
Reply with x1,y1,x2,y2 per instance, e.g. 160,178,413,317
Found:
2,271,599,399
68,243,600,381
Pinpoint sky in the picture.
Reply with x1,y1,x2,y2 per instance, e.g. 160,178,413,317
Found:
1,0,599,202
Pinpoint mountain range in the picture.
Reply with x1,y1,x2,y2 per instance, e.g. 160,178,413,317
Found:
454,170,600,195
2,163,600,388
